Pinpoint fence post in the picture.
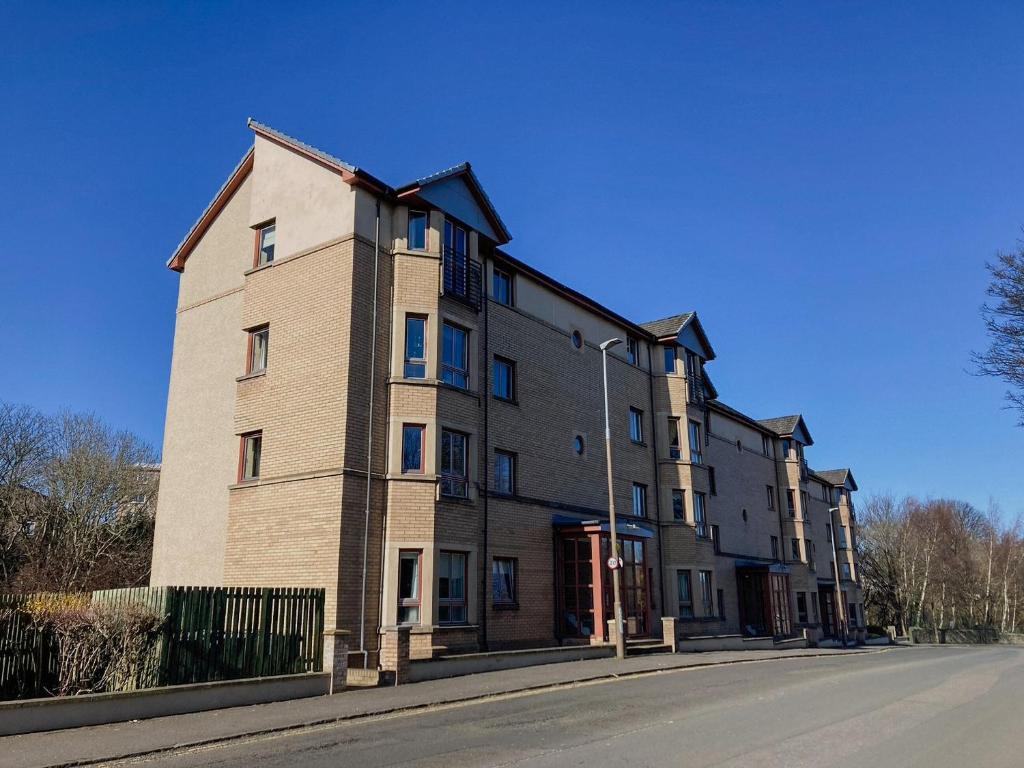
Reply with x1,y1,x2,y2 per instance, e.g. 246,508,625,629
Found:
323,629,350,694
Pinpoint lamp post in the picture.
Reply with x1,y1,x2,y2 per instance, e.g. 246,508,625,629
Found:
600,337,626,661
828,506,849,649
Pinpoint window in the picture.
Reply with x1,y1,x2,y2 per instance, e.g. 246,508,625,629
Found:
826,523,833,544
441,323,469,388
717,588,726,620
440,429,468,498
404,316,427,379
494,450,515,495
629,408,644,443
492,268,513,306
408,210,428,250
626,336,639,366
688,420,703,464
707,466,717,496
438,551,467,624
694,492,708,538
796,592,808,624
821,484,830,502
849,602,859,627
573,435,585,456
255,222,275,267
667,418,681,459
239,431,262,481
786,489,796,517
398,551,422,624
836,488,846,503
663,346,676,373
807,539,816,570
672,489,686,521
401,425,425,474
766,485,775,510
762,435,772,457
571,329,583,349
800,490,809,515
493,558,516,607
444,219,468,256
838,526,848,548
247,326,269,374
632,483,647,517
493,356,515,401
770,536,779,560
781,438,792,458
711,524,721,553
811,593,819,623
791,538,802,561
699,570,714,617
677,570,694,618
736,439,742,453
841,562,852,580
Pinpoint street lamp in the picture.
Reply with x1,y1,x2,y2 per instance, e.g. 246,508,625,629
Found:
600,337,626,661
828,506,849,648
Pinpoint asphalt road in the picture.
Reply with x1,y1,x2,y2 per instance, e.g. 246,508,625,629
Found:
117,646,1024,768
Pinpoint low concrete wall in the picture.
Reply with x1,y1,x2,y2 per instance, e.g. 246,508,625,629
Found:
408,645,615,683
678,634,807,652
0,672,330,736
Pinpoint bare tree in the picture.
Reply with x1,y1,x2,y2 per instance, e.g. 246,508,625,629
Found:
0,403,158,593
974,246,1024,425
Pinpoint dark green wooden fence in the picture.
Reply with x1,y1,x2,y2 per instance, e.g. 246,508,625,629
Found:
0,586,324,700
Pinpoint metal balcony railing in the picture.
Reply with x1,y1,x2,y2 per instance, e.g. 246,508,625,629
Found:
442,246,482,311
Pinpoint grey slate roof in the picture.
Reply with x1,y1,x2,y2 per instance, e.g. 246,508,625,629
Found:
817,469,857,490
247,118,359,174
756,415,803,435
640,312,694,338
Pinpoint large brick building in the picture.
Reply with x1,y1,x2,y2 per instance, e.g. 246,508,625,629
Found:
152,119,864,666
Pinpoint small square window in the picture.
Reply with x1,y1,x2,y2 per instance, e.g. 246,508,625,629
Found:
239,432,262,481
493,557,517,607
493,356,515,401
629,408,644,443
408,210,428,250
492,268,513,306
401,425,424,474
255,223,276,267
247,326,268,374
494,450,515,495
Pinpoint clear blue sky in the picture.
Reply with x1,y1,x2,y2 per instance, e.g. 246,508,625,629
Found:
2,2,1022,518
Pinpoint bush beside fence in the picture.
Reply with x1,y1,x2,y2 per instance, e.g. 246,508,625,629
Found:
0,586,324,700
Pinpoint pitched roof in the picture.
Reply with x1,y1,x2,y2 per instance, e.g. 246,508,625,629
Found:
817,468,858,491
640,312,694,338
396,161,511,244
757,415,803,435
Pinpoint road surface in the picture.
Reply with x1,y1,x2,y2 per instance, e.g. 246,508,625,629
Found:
111,646,1024,767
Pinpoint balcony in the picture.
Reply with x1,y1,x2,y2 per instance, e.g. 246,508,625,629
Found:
442,246,482,311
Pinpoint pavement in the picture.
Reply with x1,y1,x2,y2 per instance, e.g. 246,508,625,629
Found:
0,646,884,768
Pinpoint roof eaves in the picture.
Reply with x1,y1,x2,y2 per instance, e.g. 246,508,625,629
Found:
397,161,511,244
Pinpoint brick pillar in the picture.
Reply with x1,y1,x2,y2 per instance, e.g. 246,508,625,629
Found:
380,625,411,685
323,629,350,694
661,617,678,653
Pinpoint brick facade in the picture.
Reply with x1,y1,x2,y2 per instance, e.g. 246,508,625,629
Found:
153,120,867,674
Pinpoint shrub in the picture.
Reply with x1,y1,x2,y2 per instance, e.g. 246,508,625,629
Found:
24,594,164,696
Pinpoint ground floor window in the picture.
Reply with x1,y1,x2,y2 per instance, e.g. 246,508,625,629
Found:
438,551,467,624
677,570,694,618
699,570,714,617
398,550,421,624
796,591,808,623
493,557,517,607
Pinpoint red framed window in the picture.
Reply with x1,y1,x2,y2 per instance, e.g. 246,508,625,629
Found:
246,325,269,374
238,431,262,482
253,221,276,268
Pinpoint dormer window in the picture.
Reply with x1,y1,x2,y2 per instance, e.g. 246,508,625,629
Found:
408,210,428,251
255,222,276,267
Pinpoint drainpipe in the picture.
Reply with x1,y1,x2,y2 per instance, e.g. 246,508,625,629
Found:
480,252,490,652
646,340,666,618
357,198,382,668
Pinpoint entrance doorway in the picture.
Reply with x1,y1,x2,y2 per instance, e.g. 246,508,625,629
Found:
736,564,793,638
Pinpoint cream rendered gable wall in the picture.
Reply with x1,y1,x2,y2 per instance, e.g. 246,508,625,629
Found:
151,174,254,586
